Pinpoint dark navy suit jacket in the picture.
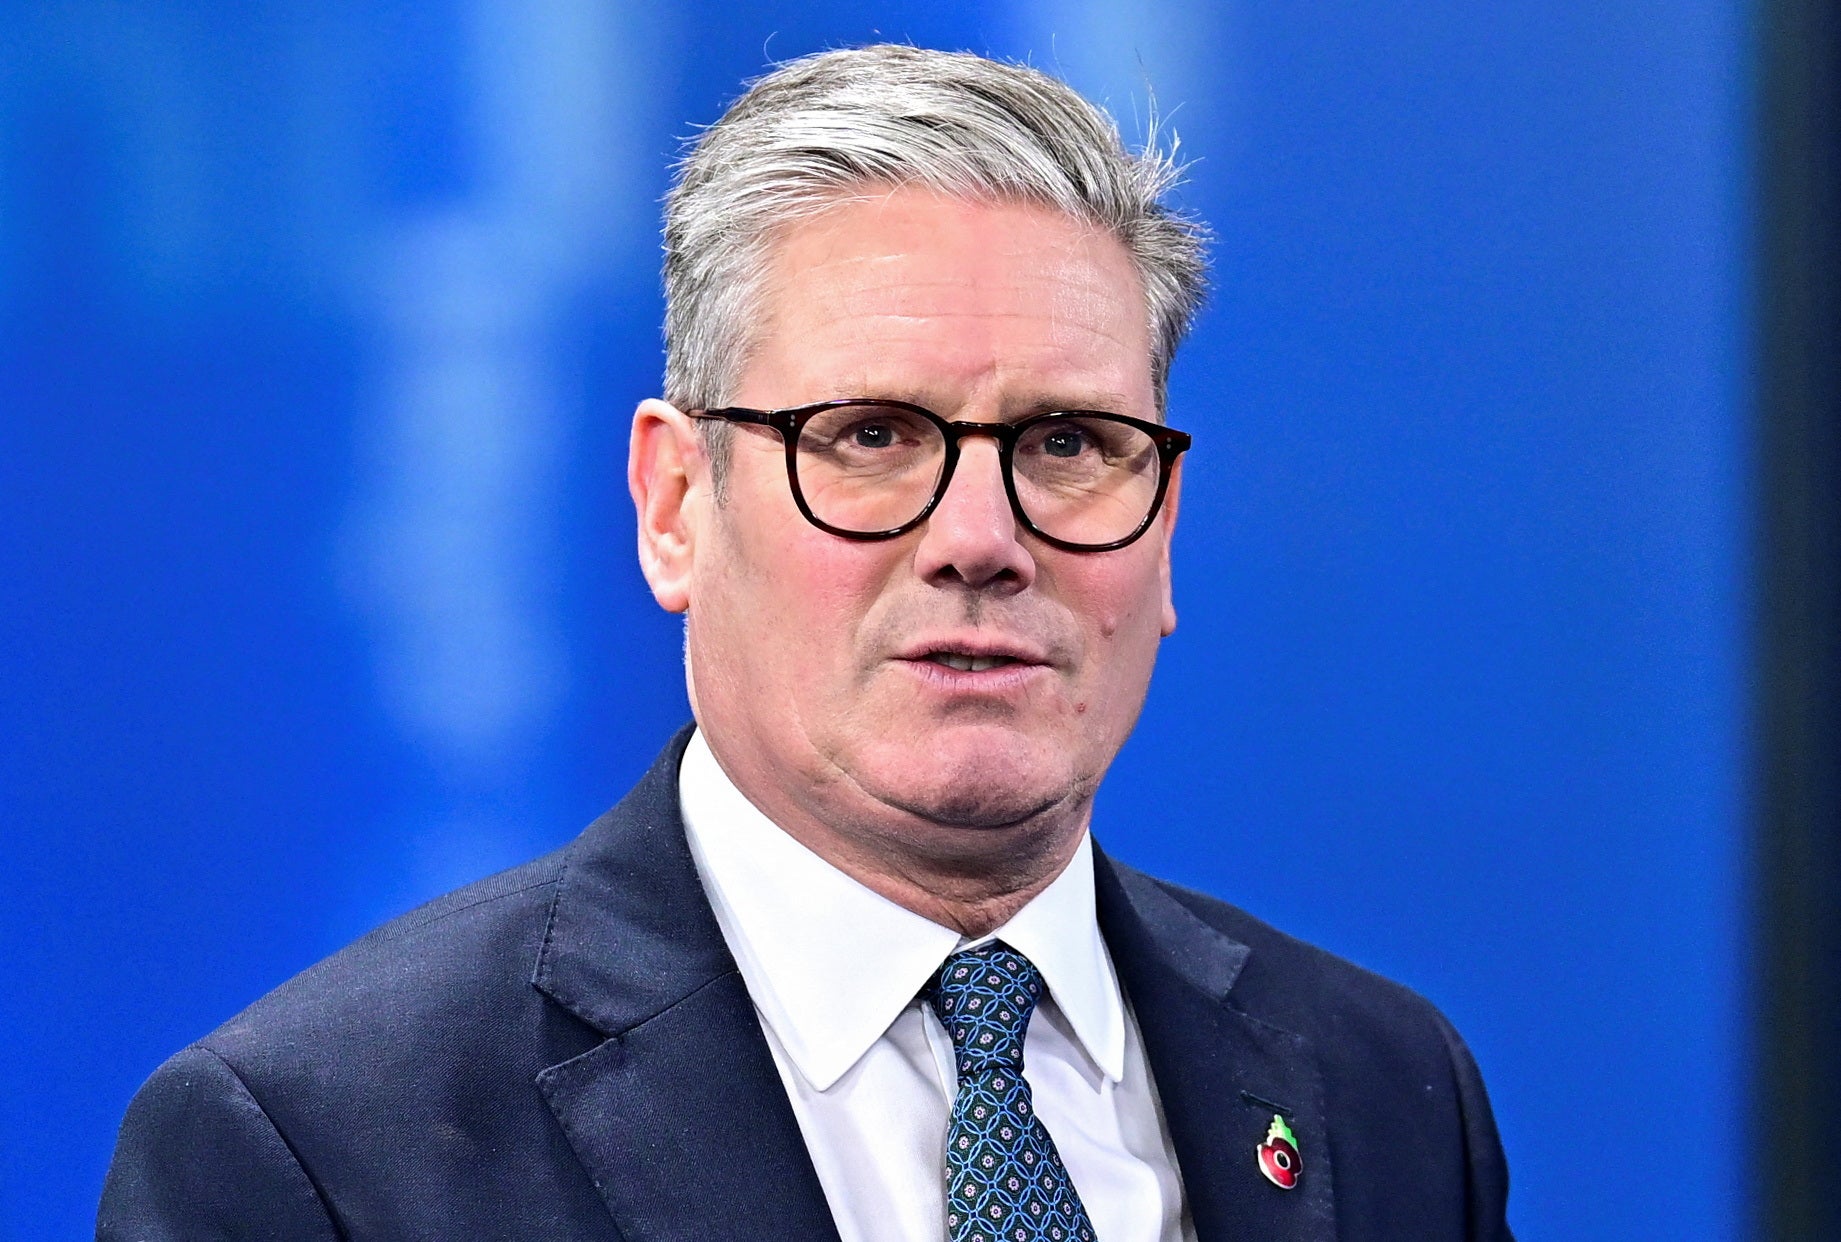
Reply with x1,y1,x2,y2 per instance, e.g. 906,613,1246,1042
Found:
100,730,1513,1240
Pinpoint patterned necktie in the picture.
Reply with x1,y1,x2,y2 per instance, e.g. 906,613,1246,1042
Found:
923,941,1098,1242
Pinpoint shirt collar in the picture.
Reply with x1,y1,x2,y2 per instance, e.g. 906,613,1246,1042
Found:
973,833,1126,1086
678,729,1127,1091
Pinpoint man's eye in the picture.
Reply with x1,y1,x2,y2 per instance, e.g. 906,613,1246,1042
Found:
852,423,897,448
1041,428,1089,458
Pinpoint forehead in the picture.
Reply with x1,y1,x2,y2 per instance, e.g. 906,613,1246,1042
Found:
738,188,1155,417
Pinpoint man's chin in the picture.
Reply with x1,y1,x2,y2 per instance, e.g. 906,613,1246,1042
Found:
880,784,1063,831
847,731,1080,832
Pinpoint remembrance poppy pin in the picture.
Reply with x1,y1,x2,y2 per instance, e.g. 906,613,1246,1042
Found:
1256,1113,1302,1190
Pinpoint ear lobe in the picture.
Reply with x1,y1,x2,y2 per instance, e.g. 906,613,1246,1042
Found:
629,398,702,614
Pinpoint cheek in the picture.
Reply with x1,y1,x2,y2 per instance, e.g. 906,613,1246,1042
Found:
1067,555,1167,654
1058,555,1168,730
718,450,897,635
713,518,891,681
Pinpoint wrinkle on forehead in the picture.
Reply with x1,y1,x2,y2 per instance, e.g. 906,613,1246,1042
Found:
795,243,1136,341
742,187,1155,418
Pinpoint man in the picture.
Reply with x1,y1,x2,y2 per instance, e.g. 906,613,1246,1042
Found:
100,45,1512,1241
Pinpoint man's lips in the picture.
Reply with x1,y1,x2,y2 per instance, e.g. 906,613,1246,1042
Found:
921,651,1022,673
890,635,1055,675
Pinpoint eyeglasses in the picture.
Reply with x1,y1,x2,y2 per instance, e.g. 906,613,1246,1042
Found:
688,399,1191,553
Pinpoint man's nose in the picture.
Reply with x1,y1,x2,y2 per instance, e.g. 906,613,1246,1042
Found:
911,435,1037,591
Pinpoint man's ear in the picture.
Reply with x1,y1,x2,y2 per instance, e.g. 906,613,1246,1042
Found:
1158,456,1182,637
629,398,704,614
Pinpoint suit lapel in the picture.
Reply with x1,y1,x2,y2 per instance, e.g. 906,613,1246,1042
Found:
1097,852,1338,1242
526,733,1338,1241
531,730,842,1242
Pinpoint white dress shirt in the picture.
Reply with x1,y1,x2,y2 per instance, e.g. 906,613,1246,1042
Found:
678,730,1196,1242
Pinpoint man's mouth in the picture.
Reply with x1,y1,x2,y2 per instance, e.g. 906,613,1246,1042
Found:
894,633,1052,678
925,652,1021,673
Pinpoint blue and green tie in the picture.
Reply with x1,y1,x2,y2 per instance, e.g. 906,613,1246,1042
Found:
923,942,1098,1242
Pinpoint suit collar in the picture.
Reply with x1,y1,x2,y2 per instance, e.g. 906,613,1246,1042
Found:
1096,848,1339,1241
532,726,843,1242
533,725,733,1035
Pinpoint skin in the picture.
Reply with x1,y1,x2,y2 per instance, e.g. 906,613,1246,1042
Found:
630,186,1180,936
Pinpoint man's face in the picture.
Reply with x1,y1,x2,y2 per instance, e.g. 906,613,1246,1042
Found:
670,187,1178,858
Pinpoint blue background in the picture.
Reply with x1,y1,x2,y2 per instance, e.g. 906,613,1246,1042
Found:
0,2,1747,1238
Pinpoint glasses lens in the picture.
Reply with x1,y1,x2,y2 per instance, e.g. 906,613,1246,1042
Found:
1012,415,1164,547
794,403,946,534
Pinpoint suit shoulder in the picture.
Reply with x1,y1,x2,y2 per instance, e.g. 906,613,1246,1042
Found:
1138,872,1460,1048
108,845,615,1233
199,846,577,1075
101,1044,343,1240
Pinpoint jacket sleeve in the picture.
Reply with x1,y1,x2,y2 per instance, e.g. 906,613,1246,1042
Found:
1430,1009,1515,1242
97,1044,341,1242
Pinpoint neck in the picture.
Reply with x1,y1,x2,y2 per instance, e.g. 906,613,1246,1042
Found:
791,816,1088,939
702,734,1092,939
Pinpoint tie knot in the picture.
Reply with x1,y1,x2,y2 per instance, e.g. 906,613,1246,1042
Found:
923,941,1044,1073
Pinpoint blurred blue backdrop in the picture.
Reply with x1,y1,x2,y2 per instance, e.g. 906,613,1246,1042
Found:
0,2,1746,1238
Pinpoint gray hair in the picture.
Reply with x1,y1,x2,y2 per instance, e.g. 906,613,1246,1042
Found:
662,44,1209,471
